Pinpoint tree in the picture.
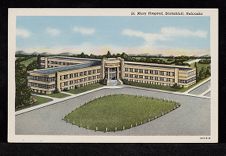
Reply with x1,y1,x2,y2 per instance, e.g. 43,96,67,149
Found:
205,66,211,77
37,54,42,69
26,60,38,71
15,61,33,109
106,51,111,58
194,62,199,81
199,67,205,80
120,52,129,60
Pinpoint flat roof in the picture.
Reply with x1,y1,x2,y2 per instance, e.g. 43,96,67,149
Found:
46,56,101,61
125,61,193,70
31,61,101,75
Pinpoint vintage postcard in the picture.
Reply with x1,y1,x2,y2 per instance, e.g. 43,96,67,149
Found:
8,8,218,143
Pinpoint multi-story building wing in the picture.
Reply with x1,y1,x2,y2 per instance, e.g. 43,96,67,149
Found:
123,61,196,87
28,56,196,94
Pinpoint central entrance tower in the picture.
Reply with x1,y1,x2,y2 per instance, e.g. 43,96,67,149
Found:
101,57,124,86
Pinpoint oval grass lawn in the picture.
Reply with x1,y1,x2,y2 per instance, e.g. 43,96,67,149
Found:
64,94,180,132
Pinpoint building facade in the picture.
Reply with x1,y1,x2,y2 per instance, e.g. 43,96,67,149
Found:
28,56,196,94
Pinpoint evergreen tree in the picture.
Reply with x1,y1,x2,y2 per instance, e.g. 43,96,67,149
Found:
15,61,33,109
194,62,199,81
199,67,205,80
106,51,111,58
205,66,211,77
37,54,42,69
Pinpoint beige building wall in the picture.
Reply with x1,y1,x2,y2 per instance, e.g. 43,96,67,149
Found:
29,57,196,94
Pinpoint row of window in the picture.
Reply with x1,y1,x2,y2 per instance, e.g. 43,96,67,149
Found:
125,68,175,76
60,69,101,80
61,81,99,90
188,71,196,76
28,76,55,82
28,82,55,89
48,60,75,66
124,74,175,82
125,79,175,86
179,76,196,84
61,75,101,86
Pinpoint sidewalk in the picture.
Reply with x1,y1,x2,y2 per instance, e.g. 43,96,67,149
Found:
184,77,211,94
16,82,210,115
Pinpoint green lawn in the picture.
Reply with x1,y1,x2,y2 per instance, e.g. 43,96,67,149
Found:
21,57,37,67
66,83,104,94
122,80,183,92
16,95,53,111
46,92,70,98
64,94,180,132
190,62,210,73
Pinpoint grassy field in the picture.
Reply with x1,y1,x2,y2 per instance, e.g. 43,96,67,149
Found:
190,62,210,73
66,83,104,94
123,80,183,92
64,94,180,132
16,95,53,111
46,92,70,98
20,57,37,67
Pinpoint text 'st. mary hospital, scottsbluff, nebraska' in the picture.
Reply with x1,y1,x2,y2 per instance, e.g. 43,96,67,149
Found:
27,56,196,94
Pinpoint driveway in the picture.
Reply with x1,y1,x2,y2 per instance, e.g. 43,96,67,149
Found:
16,87,210,136
188,80,210,95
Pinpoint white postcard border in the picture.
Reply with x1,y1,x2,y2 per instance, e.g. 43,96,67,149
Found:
8,8,218,143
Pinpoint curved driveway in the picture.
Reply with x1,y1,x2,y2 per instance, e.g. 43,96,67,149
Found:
16,87,210,136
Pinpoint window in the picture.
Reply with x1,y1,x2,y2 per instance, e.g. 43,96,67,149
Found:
154,70,158,75
145,70,148,74
125,74,128,77
84,71,87,76
125,68,128,72
135,69,138,72
145,76,148,79
80,72,83,76
64,75,68,79
129,74,133,78
160,77,164,81
150,70,154,74
139,69,143,73
64,82,68,86
74,73,78,77
88,70,92,75
130,68,133,72
155,77,158,81
139,75,143,79
160,71,164,75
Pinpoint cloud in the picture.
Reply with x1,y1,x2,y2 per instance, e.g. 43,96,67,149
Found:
72,26,95,35
46,27,61,36
16,28,31,38
160,27,207,38
122,27,208,45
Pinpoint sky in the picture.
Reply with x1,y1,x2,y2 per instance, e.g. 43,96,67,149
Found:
16,16,210,56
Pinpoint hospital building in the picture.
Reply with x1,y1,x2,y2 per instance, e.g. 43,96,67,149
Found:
27,56,196,94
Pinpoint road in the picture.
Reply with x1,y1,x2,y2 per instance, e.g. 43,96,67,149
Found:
16,86,210,136
188,80,210,95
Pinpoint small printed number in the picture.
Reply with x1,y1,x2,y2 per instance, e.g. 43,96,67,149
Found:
200,137,211,139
